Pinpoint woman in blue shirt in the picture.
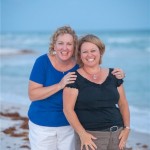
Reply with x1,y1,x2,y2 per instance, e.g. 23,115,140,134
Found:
28,26,125,150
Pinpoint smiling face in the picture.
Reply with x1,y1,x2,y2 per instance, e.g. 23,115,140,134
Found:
80,42,101,67
54,33,74,61
77,34,105,67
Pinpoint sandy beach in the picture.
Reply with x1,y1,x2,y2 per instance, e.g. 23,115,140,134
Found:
0,101,150,150
0,102,30,150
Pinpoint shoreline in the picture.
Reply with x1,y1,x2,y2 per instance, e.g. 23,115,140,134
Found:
0,101,150,150
127,130,150,150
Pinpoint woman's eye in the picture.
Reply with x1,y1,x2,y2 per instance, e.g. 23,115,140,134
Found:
67,43,72,46
91,49,96,52
82,51,87,53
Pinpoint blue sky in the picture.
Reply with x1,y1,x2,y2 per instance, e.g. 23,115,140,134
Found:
1,0,150,32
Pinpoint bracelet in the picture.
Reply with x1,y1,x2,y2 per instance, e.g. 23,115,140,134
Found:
124,126,131,130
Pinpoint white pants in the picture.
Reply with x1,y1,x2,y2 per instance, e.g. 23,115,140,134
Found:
29,120,75,150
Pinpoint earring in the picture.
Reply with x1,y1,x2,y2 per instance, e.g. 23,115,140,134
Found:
53,51,56,55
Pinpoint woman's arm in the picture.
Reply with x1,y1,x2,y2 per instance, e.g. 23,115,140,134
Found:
63,87,84,134
117,84,130,150
28,72,76,101
28,80,62,101
63,87,97,150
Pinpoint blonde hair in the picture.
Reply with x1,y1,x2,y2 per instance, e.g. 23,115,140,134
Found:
76,34,105,67
49,26,78,56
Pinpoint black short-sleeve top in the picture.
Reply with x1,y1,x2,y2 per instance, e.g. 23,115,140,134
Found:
66,68,124,131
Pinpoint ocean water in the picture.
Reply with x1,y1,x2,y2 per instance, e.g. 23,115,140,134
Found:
0,30,150,134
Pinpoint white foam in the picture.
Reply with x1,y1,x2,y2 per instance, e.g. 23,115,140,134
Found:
0,48,21,55
1,34,49,47
107,36,150,45
130,105,150,134
108,37,133,44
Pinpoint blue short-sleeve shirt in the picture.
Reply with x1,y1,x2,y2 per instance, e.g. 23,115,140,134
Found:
28,54,79,126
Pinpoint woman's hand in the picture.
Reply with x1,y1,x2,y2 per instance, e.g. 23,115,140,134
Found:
118,128,130,150
79,131,97,150
59,72,77,89
111,68,125,79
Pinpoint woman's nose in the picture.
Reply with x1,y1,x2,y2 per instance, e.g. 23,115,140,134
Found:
62,44,67,50
87,52,93,56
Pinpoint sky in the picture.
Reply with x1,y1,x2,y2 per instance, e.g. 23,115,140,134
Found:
1,0,150,32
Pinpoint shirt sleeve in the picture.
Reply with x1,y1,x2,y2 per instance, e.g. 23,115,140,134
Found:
65,82,79,89
110,68,123,87
116,79,123,87
65,72,79,89
29,57,46,84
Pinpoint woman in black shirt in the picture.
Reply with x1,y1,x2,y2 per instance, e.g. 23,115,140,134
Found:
63,34,130,150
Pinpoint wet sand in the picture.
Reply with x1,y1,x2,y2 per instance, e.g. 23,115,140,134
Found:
0,101,150,150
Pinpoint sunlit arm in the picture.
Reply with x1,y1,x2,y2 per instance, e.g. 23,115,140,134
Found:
28,80,62,101
63,87,86,134
118,84,130,127
63,87,98,150
118,84,130,149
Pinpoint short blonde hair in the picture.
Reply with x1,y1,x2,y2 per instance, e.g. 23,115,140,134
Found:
76,34,105,67
49,26,78,56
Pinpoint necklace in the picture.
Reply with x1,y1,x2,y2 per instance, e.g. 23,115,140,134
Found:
82,67,101,80
52,55,75,73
